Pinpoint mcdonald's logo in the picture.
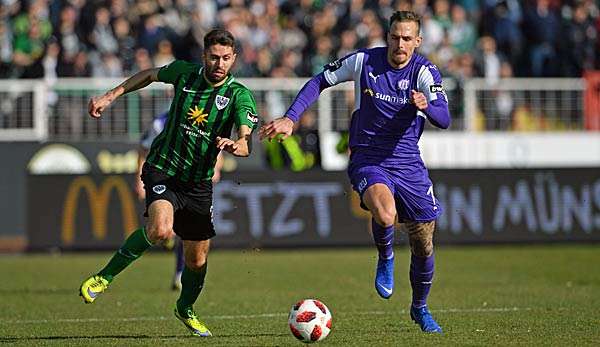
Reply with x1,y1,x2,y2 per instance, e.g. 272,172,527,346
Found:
62,176,138,245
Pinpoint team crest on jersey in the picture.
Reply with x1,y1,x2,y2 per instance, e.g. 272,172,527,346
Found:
215,95,230,110
153,185,166,194
397,79,410,90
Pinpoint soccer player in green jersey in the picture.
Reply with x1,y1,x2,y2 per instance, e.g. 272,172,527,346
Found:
79,29,259,337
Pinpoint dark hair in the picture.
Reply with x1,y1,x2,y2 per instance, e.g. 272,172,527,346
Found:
389,11,421,33
203,29,236,50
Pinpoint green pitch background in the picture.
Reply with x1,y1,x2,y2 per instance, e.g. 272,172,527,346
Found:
1,245,599,346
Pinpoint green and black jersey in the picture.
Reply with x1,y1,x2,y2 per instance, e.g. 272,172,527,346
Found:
146,60,259,183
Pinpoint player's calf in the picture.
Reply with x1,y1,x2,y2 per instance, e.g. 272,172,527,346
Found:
405,221,434,257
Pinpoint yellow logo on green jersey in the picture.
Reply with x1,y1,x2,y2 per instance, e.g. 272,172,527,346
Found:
187,105,208,127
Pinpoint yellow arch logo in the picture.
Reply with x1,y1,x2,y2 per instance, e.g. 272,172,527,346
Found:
62,176,138,245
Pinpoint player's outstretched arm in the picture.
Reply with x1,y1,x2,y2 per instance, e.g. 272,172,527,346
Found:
259,72,332,141
259,116,294,141
216,125,253,157
88,68,161,118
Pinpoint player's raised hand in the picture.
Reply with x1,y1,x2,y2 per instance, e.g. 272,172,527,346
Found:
88,94,114,118
259,116,294,142
216,136,239,153
411,90,428,110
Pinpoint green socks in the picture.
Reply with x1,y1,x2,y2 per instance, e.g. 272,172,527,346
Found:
97,227,153,282
176,263,208,314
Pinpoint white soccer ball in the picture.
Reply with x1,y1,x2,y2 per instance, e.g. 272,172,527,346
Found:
288,299,332,343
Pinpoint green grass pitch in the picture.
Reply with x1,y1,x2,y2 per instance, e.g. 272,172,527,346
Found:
1,245,599,346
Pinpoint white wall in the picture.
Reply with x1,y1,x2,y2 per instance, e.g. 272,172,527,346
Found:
420,132,600,168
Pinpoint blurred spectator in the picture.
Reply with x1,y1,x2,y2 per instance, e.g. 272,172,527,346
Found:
487,61,515,130
337,30,358,58
420,10,444,57
280,16,307,52
12,0,52,41
412,0,430,16
433,31,456,70
475,36,504,84
0,20,12,77
366,23,386,48
489,1,523,67
433,0,452,31
0,0,598,80
562,2,597,76
89,7,117,54
92,52,123,78
139,15,166,56
153,39,175,67
523,0,560,76
55,5,84,75
61,50,91,77
448,4,476,54
12,20,45,78
113,17,136,74
374,0,395,25
308,36,333,76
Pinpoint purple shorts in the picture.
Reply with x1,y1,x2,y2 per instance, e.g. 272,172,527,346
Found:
348,163,442,222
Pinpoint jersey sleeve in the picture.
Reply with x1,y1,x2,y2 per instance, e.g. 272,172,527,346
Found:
233,88,259,130
322,51,364,86
157,60,188,85
416,64,447,103
416,63,451,129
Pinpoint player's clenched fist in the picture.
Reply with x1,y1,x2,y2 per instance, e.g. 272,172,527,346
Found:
88,94,114,118
410,90,428,110
259,116,294,142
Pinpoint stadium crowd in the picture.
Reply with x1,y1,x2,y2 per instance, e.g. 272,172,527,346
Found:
1,0,599,81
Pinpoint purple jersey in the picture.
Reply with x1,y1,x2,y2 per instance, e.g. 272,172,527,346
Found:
284,47,450,221
322,47,449,168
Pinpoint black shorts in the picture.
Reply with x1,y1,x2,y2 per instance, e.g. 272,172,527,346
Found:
141,163,215,241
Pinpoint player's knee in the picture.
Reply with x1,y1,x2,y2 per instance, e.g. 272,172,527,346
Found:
371,207,396,227
146,223,172,243
410,240,434,257
185,255,207,271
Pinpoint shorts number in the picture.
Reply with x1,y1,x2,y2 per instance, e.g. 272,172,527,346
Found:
427,185,437,208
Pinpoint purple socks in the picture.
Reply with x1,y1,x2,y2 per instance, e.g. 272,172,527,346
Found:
410,254,434,308
372,219,394,260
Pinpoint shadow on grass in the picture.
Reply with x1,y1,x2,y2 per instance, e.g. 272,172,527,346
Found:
0,288,75,295
0,333,289,343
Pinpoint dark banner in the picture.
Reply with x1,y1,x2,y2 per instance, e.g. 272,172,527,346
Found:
27,169,600,250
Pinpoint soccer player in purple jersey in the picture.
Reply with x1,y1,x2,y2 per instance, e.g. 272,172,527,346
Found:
260,11,450,333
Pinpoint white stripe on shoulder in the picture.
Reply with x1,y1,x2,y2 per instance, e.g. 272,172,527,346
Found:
353,52,365,112
417,65,438,102
323,52,363,86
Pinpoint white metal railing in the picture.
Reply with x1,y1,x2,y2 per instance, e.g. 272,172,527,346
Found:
463,78,587,131
0,76,589,139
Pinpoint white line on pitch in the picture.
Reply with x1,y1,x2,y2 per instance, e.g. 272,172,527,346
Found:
0,307,562,325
